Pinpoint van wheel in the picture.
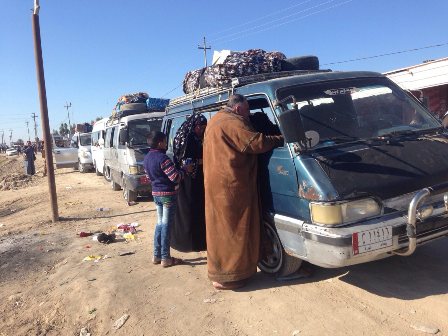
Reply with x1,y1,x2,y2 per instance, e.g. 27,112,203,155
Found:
258,222,303,277
123,187,137,202
122,177,137,202
78,160,87,173
95,162,102,176
103,166,111,182
111,179,121,191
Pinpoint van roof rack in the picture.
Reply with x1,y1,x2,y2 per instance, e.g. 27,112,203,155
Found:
169,69,330,107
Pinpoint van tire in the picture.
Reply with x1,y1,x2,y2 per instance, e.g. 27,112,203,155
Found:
103,166,111,182
122,177,137,202
119,103,147,112
123,187,137,202
281,56,319,71
258,221,303,277
78,161,87,173
111,179,121,191
94,162,102,176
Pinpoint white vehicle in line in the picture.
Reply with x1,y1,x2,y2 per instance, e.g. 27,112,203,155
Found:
52,132,93,172
5,148,18,156
103,111,164,202
91,118,108,176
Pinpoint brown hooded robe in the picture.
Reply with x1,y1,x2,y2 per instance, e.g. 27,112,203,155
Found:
203,108,284,282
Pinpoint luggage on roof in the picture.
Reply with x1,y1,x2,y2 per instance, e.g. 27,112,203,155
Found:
111,92,169,120
182,49,286,94
182,50,321,94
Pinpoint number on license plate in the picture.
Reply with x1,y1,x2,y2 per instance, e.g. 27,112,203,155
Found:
352,226,393,255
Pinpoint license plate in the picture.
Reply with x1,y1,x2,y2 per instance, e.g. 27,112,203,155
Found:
352,226,393,255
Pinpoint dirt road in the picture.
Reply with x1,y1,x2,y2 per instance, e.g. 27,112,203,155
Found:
0,155,447,336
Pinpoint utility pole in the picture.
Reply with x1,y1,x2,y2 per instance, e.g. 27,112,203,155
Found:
0,130,4,145
9,129,13,145
64,102,72,137
26,121,30,141
32,0,59,222
31,112,39,141
198,36,211,68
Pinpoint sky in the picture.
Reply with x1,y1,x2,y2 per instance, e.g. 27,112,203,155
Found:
1,0,448,143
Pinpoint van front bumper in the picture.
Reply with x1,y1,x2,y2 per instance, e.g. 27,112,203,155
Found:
274,184,448,268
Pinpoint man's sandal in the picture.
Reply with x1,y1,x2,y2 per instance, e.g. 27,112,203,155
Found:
161,257,183,267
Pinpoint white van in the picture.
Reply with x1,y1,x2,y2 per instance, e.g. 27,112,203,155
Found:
91,118,108,176
71,132,93,173
52,133,93,172
103,111,164,202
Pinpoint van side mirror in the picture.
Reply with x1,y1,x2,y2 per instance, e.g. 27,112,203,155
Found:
278,109,308,146
119,128,128,145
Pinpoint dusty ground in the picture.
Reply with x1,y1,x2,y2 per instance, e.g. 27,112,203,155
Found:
0,154,447,336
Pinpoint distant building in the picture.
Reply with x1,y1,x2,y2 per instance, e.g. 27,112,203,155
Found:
384,57,448,117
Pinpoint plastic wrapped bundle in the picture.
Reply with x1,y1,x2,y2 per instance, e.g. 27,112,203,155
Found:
182,49,286,94
146,98,170,111
182,68,205,95
205,49,286,91
115,92,149,111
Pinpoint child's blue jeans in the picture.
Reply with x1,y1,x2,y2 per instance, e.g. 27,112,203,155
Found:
153,195,177,260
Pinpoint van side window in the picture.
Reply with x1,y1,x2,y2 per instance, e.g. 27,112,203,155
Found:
247,96,281,137
71,135,78,148
113,126,119,148
166,116,187,153
104,128,111,148
91,131,99,146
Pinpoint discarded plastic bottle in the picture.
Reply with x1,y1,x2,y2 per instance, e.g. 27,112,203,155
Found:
96,207,111,212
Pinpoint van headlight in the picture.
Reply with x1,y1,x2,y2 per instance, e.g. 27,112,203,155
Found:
310,198,381,226
129,165,145,175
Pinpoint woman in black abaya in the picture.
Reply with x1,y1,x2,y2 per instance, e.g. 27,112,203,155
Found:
172,114,207,252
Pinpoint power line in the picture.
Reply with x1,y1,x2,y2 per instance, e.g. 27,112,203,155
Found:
322,42,448,66
208,0,314,38
211,0,354,45
161,82,184,99
211,0,337,43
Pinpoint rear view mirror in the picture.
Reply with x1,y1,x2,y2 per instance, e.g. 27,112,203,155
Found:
278,109,308,145
304,130,320,148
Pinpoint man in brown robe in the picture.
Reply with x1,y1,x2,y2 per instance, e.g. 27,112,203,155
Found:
203,94,284,290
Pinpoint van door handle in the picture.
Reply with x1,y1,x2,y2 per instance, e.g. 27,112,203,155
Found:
54,150,61,154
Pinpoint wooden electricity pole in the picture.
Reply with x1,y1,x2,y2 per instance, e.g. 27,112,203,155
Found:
32,0,59,222
198,36,211,68
31,112,39,141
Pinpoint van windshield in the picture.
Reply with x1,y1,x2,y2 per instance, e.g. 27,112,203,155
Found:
128,118,163,146
277,77,441,147
80,134,91,146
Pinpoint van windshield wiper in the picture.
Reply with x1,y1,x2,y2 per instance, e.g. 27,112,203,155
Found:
322,136,359,143
380,129,417,137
